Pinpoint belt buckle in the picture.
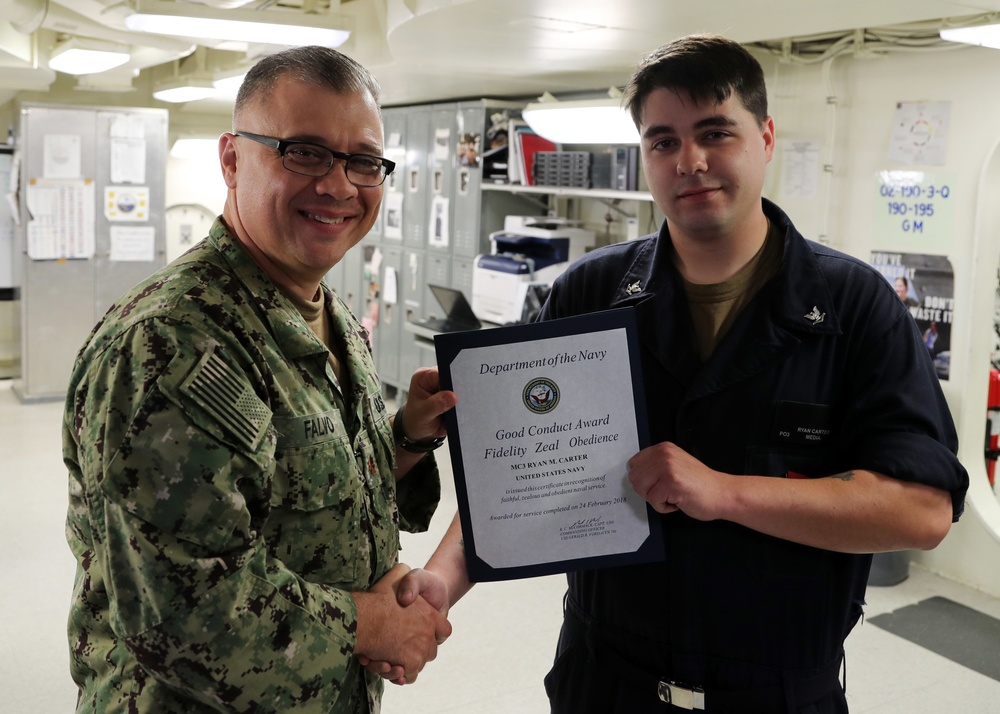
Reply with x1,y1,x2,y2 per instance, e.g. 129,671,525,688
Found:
657,680,705,710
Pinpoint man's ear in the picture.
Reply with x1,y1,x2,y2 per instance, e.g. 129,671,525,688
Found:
761,116,776,163
219,133,238,189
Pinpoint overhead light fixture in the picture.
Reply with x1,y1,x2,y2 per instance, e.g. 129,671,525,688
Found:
170,137,219,160
939,23,1000,49
49,37,131,76
153,77,216,103
212,71,246,99
124,0,351,47
152,48,220,103
521,93,639,145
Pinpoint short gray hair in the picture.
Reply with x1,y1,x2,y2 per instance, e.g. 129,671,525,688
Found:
233,45,381,125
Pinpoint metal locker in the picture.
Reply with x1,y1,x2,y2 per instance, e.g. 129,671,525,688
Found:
451,256,475,300
401,248,425,323
323,243,364,319
13,103,167,402
427,104,457,257
375,244,403,390
339,247,364,318
380,107,407,246
358,235,383,369
402,107,432,249
399,248,431,381
323,260,345,298
423,251,452,321
453,101,488,259
93,109,169,318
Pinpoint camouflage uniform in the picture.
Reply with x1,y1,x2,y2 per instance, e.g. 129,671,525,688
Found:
64,218,440,713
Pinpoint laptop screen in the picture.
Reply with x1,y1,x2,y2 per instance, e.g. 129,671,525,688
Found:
428,284,481,329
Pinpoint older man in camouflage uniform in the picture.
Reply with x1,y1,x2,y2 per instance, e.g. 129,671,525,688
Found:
64,46,455,713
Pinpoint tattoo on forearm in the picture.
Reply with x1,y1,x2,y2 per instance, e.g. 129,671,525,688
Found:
829,470,855,482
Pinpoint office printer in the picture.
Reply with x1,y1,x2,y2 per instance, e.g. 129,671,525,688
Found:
472,216,594,324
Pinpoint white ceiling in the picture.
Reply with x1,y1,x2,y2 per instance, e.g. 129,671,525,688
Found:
3,0,1000,113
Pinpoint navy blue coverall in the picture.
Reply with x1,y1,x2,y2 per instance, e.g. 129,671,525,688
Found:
539,199,968,713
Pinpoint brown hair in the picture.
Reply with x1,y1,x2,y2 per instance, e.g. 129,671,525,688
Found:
623,34,767,127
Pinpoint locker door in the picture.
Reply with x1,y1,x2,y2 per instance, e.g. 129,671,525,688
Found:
401,249,424,319
16,106,97,399
94,109,168,318
380,108,407,245
339,247,364,318
403,107,431,249
399,248,430,380
453,103,486,260
375,244,403,389
427,104,457,258
324,260,344,293
451,256,475,300
359,237,383,371
424,251,452,322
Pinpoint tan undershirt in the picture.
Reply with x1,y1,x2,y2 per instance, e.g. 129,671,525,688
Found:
284,288,347,390
682,221,784,361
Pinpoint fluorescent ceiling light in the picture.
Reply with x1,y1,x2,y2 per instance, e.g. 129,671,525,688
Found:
939,23,1000,49
49,38,130,75
153,78,216,103
522,97,640,145
170,138,219,160
124,0,350,47
212,72,246,99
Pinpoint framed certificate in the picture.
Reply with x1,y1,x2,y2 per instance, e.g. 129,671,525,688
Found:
434,306,664,582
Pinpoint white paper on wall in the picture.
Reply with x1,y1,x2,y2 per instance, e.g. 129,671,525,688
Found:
110,225,156,262
111,138,147,184
43,134,82,179
779,138,820,200
887,101,950,166
25,178,95,260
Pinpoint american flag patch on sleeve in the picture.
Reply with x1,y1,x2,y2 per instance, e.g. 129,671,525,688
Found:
180,349,272,451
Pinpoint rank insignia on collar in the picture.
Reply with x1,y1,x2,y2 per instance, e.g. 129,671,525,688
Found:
625,280,642,296
804,306,826,325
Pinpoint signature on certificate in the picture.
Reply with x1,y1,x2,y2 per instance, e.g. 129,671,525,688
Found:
561,516,605,533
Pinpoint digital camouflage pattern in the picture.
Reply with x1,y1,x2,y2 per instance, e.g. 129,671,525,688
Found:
64,218,440,713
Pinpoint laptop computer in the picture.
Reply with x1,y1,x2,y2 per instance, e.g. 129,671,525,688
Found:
422,284,482,333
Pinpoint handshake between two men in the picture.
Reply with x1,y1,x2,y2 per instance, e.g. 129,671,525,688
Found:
354,563,453,685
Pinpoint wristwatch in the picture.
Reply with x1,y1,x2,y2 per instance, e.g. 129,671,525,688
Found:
393,405,445,453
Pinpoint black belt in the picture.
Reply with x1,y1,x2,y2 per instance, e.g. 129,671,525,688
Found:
565,595,845,712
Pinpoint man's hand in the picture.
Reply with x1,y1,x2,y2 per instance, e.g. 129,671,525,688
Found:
353,564,452,684
357,567,451,684
400,367,458,443
628,442,955,553
627,441,728,520
393,567,450,613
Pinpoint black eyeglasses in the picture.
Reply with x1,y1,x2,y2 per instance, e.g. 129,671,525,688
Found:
234,131,395,187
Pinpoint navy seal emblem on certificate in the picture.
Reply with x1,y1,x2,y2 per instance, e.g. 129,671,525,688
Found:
434,306,663,582
523,377,560,414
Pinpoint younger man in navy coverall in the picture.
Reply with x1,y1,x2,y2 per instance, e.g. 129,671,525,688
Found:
374,34,969,713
